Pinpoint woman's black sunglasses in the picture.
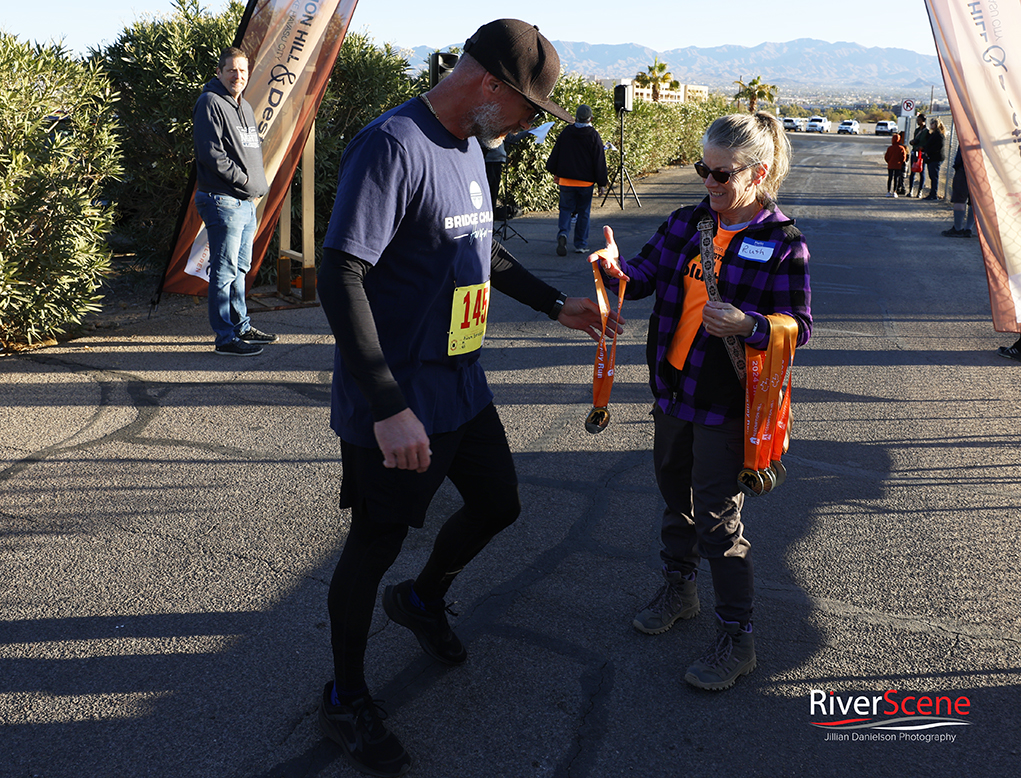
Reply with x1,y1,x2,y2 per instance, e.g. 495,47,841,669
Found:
694,160,760,184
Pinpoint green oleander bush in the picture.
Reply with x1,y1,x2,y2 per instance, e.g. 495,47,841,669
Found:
0,34,122,348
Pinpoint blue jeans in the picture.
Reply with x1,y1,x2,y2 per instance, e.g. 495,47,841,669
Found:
557,185,594,251
194,192,256,346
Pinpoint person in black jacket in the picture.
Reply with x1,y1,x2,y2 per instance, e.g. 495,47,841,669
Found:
545,104,608,255
193,47,275,356
922,118,946,200
907,114,928,197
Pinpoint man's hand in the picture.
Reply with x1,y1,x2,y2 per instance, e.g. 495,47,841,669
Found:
557,296,625,341
374,408,432,472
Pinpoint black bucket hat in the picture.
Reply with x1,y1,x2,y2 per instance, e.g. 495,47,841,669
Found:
463,19,572,123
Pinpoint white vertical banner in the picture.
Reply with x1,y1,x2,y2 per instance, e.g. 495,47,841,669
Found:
925,0,1021,330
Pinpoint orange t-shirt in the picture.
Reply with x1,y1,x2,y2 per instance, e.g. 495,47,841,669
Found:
666,226,741,370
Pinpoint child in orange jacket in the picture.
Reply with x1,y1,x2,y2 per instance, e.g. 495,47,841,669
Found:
884,133,909,198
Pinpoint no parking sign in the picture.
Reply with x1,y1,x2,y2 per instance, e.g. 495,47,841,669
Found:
902,98,916,114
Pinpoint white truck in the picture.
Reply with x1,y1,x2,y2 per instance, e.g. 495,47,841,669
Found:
783,117,807,132
807,116,832,133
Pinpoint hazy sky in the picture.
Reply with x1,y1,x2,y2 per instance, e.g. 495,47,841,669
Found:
3,0,939,58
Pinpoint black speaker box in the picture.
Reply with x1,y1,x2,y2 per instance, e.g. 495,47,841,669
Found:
614,83,633,113
429,52,459,87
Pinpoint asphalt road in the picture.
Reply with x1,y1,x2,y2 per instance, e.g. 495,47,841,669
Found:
2,131,1019,778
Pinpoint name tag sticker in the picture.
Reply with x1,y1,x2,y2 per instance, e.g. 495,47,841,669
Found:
738,238,777,262
448,281,490,355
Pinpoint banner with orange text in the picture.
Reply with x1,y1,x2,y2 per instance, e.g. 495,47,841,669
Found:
925,0,1021,331
161,0,359,296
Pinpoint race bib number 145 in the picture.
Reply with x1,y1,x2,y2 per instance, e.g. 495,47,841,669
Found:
448,281,490,355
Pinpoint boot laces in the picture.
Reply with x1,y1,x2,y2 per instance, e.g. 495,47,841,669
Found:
699,630,734,668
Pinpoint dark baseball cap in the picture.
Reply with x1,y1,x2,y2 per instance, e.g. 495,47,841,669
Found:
463,19,572,123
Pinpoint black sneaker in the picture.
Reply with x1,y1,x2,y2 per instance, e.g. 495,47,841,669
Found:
556,234,567,256
941,228,963,237
383,580,467,665
214,339,263,356
997,345,1021,362
238,326,278,343
318,683,411,777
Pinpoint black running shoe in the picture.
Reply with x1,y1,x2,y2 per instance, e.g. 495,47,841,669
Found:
318,683,411,777
383,580,467,665
997,345,1021,362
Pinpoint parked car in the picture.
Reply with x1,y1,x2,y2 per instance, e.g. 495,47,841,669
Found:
783,117,807,132
837,120,861,135
875,120,898,135
806,116,831,133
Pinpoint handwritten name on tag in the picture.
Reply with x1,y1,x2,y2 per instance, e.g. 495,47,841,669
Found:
737,238,776,262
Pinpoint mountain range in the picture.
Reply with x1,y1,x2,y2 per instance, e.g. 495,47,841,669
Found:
405,38,944,95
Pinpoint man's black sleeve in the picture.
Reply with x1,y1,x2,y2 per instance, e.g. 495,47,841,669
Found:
318,246,407,422
490,239,562,315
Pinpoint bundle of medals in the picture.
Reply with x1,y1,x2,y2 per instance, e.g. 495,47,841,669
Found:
737,314,798,496
585,257,626,434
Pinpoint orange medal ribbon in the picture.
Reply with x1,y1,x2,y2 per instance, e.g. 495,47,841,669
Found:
738,314,798,495
586,262,626,433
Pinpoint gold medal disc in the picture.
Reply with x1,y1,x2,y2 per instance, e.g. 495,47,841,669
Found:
585,406,610,434
738,468,764,496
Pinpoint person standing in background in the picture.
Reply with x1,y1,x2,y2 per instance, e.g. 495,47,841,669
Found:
545,104,608,255
884,133,908,198
942,147,975,238
923,118,946,200
907,114,929,198
192,47,277,356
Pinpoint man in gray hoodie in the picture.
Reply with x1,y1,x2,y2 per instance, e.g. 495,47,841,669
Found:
193,47,275,356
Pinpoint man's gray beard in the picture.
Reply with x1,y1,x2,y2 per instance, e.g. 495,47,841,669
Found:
468,101,507,150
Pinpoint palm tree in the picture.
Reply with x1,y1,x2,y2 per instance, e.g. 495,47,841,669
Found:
733,75,777,113
634,57,681,102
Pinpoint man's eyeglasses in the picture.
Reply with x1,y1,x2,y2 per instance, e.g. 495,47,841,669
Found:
694,160,760,184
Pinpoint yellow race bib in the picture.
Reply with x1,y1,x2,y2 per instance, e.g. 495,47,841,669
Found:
448,281,490,355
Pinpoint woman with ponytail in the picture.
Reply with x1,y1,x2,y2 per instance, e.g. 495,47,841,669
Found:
591,112,812,690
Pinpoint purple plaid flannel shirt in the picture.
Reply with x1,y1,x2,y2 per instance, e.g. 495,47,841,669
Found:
607,198,812,425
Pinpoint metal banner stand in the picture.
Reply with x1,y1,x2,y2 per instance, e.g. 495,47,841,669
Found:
253,121,320,310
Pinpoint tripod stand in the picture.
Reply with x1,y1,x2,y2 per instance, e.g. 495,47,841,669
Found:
601,107,641,210
493,162,527,243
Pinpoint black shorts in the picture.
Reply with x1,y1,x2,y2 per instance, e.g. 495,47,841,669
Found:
338,403,518,528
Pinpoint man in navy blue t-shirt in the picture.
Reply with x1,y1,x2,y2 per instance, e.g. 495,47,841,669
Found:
315,19,621,777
